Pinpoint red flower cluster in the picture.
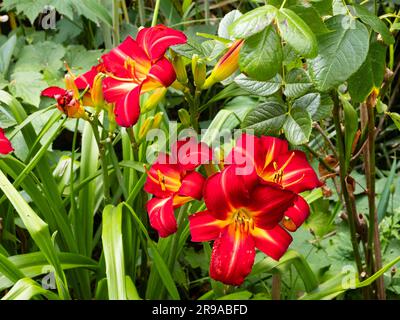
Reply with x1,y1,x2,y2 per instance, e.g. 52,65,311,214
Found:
42,25,187,127
145,134,321,286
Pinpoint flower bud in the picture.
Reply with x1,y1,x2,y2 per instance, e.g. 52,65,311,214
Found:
138,116,154,142
178,108,191,127
172,54,188,84
64,74,80,99
91,73,106,111
203,39,244,89
191,54,206,89
142,87,167,113
151,112,164,130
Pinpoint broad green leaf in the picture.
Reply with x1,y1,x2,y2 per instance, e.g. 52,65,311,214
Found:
239,25,282,81
284,68,313,98
348,41,386,103
71,0,112,27
218,10,242,40
217,291,252,300
292,93,320,120
289,5,329,34
377,158,397,222
340,96,358,169
64,45,103,74
234,73,282,96
309,15,369,91
242,99,287,136
351,4,395,45
9,71,47,107
276,8,318,58
229,5,277,39
2,278,60,300
125,276,141,300
0,35,17,74
284,107,312,145
292,92,333,122
201,40,226,62
102,204,127,300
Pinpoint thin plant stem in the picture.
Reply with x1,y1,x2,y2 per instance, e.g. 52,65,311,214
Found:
151,0,161,27
204,0,210,25
272,273,281,300
138,0,146,26
331,91,364,275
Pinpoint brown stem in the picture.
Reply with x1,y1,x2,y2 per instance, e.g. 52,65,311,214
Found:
271,273,281,300
331,92,363,275
313,122,338,158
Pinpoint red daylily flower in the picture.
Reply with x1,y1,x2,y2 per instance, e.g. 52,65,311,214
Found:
189,165,298,285
41,82,86,119
225,133,322,231
101,25,187,127
0,129,13,155
144,138,213,237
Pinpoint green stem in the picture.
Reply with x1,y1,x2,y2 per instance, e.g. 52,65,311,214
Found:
151,0,161,27
331,92,363,274
138,0,145,26
90,120,111,204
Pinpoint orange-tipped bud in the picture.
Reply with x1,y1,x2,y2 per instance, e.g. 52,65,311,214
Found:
64,74,80,100
203,39,244,89
142,87,167,113
91,73,106,111
191,54,206,89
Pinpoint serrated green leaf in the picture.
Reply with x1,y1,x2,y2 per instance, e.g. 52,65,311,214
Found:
239,25,282,81
309,15,369,91
284,68,313,98
234,73,282,96
292,93,320,119
229,5,277,39
218,10,242,40
276,8,318,58
289,5,329,35
387,112,400,131
348,40,386,103
242,99,287,135
351,4,394,45
284,107,312,145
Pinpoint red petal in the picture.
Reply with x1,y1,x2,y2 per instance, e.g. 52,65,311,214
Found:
178,171,205,200
188,210,228,242
113,86,141,127
248,184,297,230
146,57,176,88
263,150,322,193
203,165,251,220
0,129,13,155
283,196,310,232
210,224,255,286
41,86,67,98
103,77,138,103
102,36,150,76
75,65,100,89
171,138,214,171
146,197,177,237
136,25,187,61
144,155,182,198
251,225,292,261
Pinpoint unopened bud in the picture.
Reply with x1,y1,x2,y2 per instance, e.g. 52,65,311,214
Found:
151,112,163,129
178,108,191,127
142,87,167,113
138,116,154,142
64,74,79,99
191,54,206,89
203,39,244,89
91,73,106,111
172,55,188,84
